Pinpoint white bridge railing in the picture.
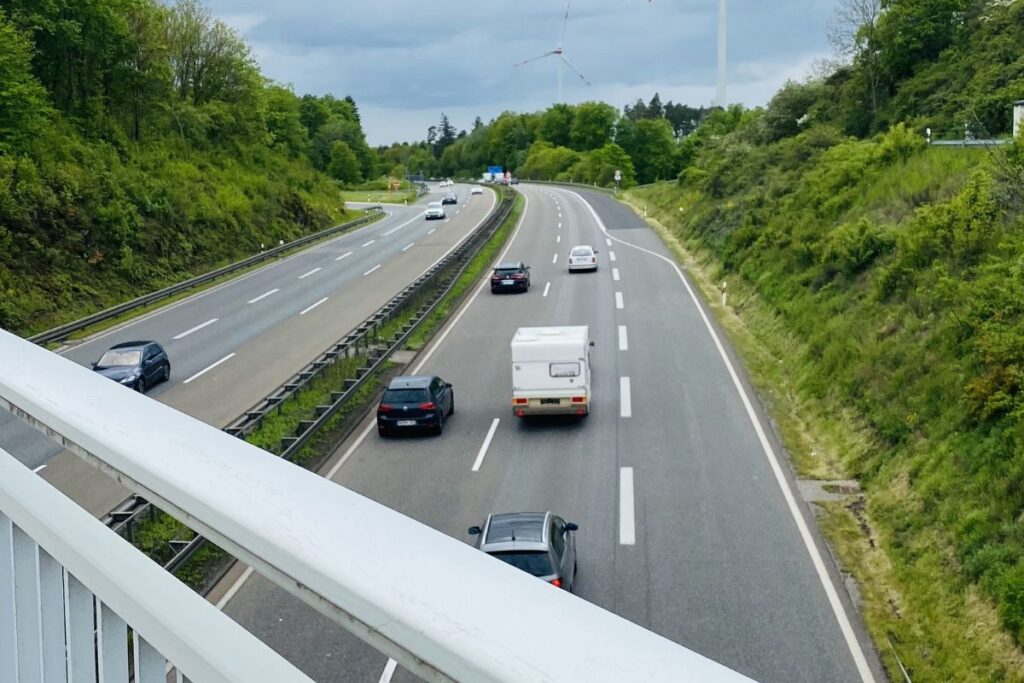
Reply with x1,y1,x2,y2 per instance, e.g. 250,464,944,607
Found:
0,329,753,682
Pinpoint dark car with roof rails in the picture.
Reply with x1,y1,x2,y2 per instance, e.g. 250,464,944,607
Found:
468,511,578,591
377,375,454,436
490,261,530,293
91,340,170,394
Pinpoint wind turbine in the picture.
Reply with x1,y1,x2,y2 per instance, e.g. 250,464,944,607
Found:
513,1,590,103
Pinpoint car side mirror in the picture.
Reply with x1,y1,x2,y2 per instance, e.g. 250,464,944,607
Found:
594,250,599,254
589,341,595,347
468,526,482,535
91,361,99,369
565,522,579,532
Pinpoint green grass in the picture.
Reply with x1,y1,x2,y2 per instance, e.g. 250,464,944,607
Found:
340,190,418,204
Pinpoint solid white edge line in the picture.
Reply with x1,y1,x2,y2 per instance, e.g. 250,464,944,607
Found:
543,282,551,298
32,464,46,473
183,352,236,384
570,190,877,683
364,265,381,276
215,566,255,610
402,243,414,252
615,291,624,309
172,317,218,340
472,418,500,472
299,297,328,315
247,288,279,304
620,377,632,418
619,467,636,545
378,658,398,683
612,268,620,281
298,267,322,279
618,325,628,351
335,251,353,261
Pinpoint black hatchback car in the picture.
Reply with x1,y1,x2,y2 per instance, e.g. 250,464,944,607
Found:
441,193,458,205
490,261,530,293
92,341,170,393
469,512,578,591
377,375,455,436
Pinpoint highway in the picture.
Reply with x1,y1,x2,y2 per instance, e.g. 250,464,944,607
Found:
218,184,884,682
6,185,496,515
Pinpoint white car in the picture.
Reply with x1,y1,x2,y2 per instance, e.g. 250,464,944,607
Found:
567,245,598,272
470,186,483,195
425,202,445,220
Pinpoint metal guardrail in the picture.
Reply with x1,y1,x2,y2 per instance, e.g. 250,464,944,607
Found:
0,328,753,682
28,210,383,345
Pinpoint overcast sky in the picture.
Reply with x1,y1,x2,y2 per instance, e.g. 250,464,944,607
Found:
202,0,841,146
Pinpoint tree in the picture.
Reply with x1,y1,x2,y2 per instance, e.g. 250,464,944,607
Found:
487,112,531,168
616,118,677,184
265,84,309,156
0,11,53,149
538,104,574,147
874,0,969,82
328,140,361,184
570,101,617,151
647,92,664,119
828,0,884,118
435,113,456,156
763,80,822,142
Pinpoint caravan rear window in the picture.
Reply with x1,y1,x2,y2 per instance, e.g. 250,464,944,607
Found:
549,362,580,378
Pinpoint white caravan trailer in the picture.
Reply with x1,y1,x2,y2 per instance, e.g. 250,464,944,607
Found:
511,326,592,417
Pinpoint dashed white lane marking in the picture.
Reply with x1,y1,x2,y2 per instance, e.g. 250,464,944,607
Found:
543,282,551,297
556,235,561,243
473,418,500,472
609,250,617,262
247,288,279,304
620,467,636,545
173,318,218,340
558,222,562,229
612,268,620,281
620,377,632,418
615,291,624,309
300,297,328,315
335,251,353,261
456,210,461,214
402,243,414,252
184,353,235,384
552,253,558,264
381,213,421,236
378,658,398,683
364,264,381,276
361,240,375,248
298,267,322,279
618,325,628,351
606,238,612,246
427,228,436,235
444,218,450,223
32,464,47,473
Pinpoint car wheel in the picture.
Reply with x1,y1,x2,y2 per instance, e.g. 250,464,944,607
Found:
162,363,171,383
449,392,455,416
137,377,146,394
435,409,444,435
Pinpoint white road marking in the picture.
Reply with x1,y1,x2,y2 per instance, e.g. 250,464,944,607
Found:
335,251,353,261
402,242,414,252
364,264,381,276
552,253,558,264
173,318,218,340
427,228,436,235
558,222,562,229
472,418,500,472
361,240,375,248
620,377,632,418
615,291,624,309
558,212,562,218
247,288,279,304
216,566,255,609
298,267,322,279
619,467,636,545
381,214,422,236
183,353,235,384
612,268,620,281
606,238,612,246
456,210,460,214
618,325,628,351
543,282,551,297
444,218,450,223
300,297,328,315
556,235,561,243
570,190,877,682
32,464,47,473
378,659,398,683
609,250,617,262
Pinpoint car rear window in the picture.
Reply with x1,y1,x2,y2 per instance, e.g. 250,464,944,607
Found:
549,362,580,378
494,267,520,276
96,349,141,367
490,551,554,577
428,202,442,208
571,248,593,257
382,389,429,403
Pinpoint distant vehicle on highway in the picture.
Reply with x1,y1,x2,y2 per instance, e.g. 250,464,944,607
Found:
509,177,520,185
441,193,458,205
468,512,578,591
511,326,592,417
425,202,445,220
567,245,598,272
377,375,454,436
470,186,484,195
491,261,530,293
92,341,170,394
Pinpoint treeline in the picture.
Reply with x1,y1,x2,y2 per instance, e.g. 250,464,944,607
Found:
0,0,382,334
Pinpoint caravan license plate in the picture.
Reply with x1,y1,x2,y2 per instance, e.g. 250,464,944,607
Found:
501,279,514,285
540,398,561,405
397,420,417,426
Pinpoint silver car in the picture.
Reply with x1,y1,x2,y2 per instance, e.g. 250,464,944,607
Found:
468,511,578,591
425,201,445,220
567,245,598,272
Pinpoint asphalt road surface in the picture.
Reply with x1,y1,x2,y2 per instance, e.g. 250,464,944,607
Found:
218,184,884,683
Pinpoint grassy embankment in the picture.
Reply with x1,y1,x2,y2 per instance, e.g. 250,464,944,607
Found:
629,131,1024,682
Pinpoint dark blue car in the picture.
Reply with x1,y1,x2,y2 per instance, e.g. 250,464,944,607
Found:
92,341,170,393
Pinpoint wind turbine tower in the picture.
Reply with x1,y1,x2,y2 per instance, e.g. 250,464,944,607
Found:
513,1,590,103
717,0,727,107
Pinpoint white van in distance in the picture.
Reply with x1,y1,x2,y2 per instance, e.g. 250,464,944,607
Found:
511,326,592,417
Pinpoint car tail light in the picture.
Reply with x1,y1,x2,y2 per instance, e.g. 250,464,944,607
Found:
418,402,437,410
592,257,596,263
571,396,585,404
378,404,394,412
512,273,524,279
516,409,525,417
513,398,527,405
550,578,563,588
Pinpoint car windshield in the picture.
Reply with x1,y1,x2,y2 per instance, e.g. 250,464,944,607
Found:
490,551,554,577
428,202,441,209
382,389,429,403
96,349,141,367
571,247,593,257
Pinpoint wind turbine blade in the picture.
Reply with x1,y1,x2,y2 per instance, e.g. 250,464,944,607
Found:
560,55,590,86
560,1,572,45
513,50,559,68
